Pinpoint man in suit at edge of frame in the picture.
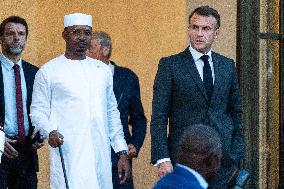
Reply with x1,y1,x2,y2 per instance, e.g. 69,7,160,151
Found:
0,16,44,189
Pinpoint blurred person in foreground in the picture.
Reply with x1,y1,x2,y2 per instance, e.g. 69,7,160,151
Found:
153,124,222,189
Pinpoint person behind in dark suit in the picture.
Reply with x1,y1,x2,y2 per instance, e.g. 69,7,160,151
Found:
86,31,147,189
153,124,222,189
0,16,44,189
150,5,245,188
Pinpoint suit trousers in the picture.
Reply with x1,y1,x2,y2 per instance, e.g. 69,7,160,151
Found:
208,160,238,189
112,160,134,189
0,141,38,189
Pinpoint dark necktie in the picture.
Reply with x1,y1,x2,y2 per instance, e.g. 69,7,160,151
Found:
13,64,25,144
200,55,213,101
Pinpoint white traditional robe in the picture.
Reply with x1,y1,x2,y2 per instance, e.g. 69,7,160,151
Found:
30,55,127,189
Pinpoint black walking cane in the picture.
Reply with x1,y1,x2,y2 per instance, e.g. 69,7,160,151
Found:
59,145,70,189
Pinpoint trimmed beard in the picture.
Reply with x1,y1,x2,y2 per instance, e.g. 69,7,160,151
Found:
8,47,24,55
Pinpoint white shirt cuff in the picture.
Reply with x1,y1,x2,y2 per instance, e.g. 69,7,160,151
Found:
0,130,5,163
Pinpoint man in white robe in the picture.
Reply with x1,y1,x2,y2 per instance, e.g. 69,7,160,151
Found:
30,13,130,189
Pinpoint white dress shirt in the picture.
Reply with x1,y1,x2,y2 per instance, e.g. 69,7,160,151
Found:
189,46,215,83
0,55,29,136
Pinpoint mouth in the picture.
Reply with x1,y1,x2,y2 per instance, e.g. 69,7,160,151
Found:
195,39,204,43
9,47,23,55
76,44,88,53
78,42,88,48
11,43,22,48
194,41,206,46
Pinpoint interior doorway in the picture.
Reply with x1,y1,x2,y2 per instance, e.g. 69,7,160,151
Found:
237,0,283,188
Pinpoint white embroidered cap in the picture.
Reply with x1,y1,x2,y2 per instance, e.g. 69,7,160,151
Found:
64,13,92,27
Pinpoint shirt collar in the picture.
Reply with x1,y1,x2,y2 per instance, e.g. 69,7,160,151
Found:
108,61,113,67
176,163,208,189
189,45,212,62
0,54,23,71
63,54,88,62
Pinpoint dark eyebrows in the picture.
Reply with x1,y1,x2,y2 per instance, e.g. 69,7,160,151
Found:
189,24,216,31
4,29,26,35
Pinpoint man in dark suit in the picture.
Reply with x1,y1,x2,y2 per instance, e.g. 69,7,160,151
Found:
153,124,222,189
86,31,147,189
0,16,44,189
150,6,245,188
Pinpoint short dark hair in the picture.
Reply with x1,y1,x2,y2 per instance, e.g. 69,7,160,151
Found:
188,6,220,29
93,31,112,57
177,124,222,165
0,16,28,37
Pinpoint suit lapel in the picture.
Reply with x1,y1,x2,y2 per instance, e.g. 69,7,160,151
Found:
22,61,33,110
112,62,126,105
210,53,222,103
0,61,5,126
182,48,208,101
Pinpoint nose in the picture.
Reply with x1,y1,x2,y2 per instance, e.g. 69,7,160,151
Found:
78,34,86,41
78,33,90,41
197,28,204,36
13,33,20,41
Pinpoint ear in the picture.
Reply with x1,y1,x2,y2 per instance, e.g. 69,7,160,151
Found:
62,30,68,41
85,49,91,57
187,26,191,35
187,25,190,31
102,47,110,57
214,28,220,39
